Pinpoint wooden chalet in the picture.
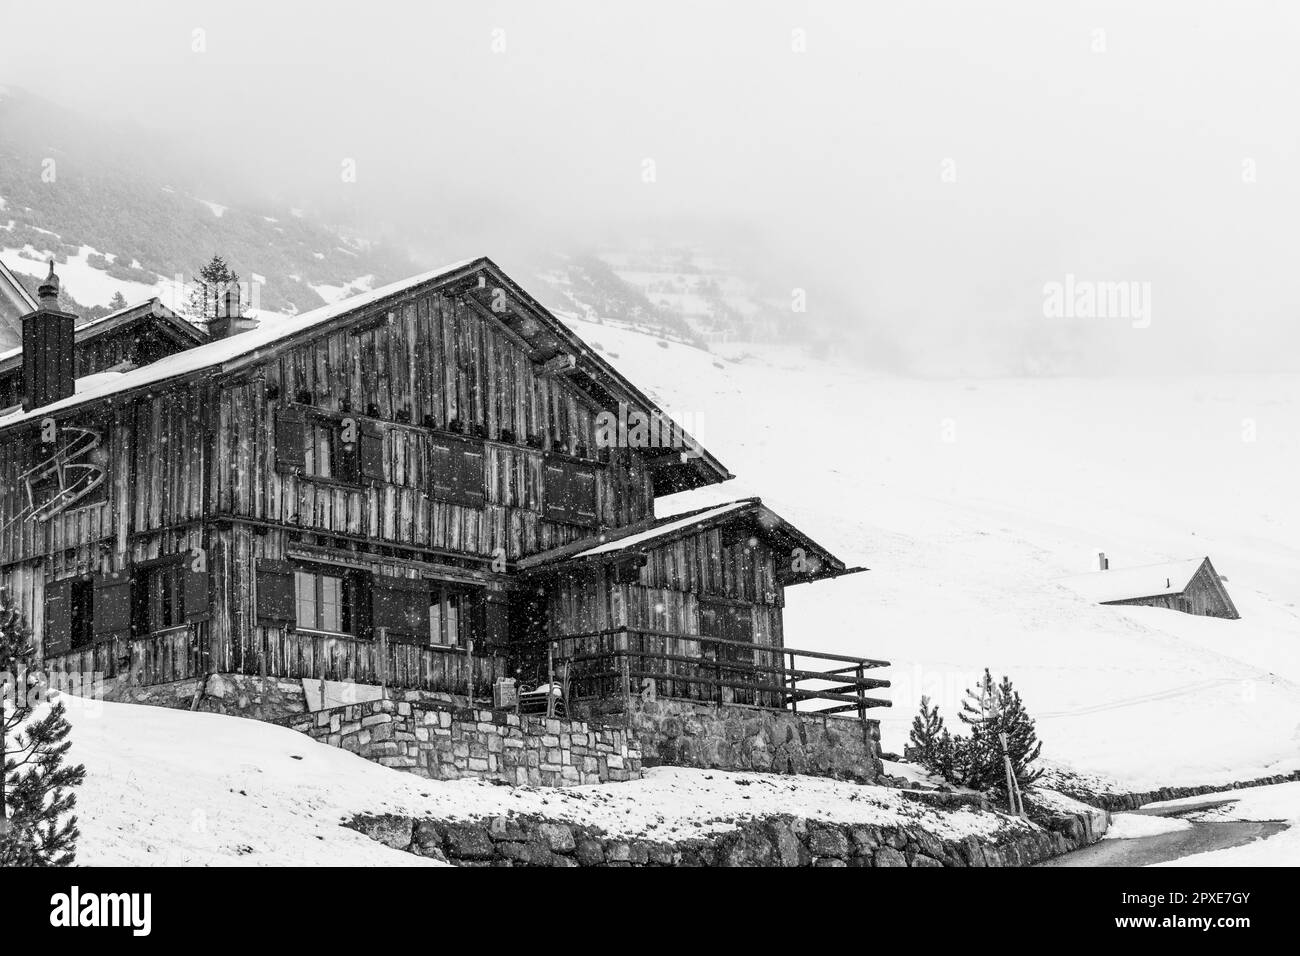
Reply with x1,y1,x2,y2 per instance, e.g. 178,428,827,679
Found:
1059,554,1240,620
0,256,889,720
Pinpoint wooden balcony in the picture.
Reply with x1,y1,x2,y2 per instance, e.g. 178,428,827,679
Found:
500,627,891,720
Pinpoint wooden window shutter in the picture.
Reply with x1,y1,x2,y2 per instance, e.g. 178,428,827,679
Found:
482,595,510,645
371,575,429,642
255,560,296,626
184,559,211,622
571,466,597,524
93,571,133,641
275,407,307,471
542,461,569,522
359,422,386,482
43,578,74,658
430,439,455,501
543,460,598,526
430,437,485,508
457,444,486,508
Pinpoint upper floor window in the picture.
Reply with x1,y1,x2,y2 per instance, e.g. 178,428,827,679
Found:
132,562,187,635
276,406,384,484
294,569,357,635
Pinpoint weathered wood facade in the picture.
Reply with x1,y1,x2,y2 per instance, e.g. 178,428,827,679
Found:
0,257,884,717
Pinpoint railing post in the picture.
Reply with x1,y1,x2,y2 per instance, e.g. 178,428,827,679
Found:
788,650,797,712
620,629,631,704
546,641,556,718
467,638,476,703
856,663,865,722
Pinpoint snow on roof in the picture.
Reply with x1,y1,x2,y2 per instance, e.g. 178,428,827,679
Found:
0,258,477,431
1058,557,1208,604
572,501,753,558
0,297,188,368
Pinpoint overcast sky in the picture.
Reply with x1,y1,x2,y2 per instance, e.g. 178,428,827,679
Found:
4,0,1299,373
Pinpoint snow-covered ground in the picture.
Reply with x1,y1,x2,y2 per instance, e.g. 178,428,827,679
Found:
59,696,1040,866
565,319,1300,792
1105,813,1193,840
1149,782,1300,866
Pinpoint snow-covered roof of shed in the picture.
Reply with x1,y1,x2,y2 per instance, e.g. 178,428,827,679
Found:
0,296,203,372
0,258,476,430
574,501,752,558
1057,557,1208,604
518,497,864,585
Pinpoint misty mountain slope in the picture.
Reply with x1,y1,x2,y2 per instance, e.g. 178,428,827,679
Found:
0,85,414,343
564,319,1300,790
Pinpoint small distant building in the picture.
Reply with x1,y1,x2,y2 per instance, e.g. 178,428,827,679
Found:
1059,554,1239,620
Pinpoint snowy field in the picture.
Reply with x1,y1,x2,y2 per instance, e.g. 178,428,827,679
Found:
565,317,1300,792
59,697,1039,867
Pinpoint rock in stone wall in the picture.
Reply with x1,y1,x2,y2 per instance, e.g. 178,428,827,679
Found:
91,672,310,721
282,699,642,786
348,805,1109,867
90,672,472,723
617,698,882,784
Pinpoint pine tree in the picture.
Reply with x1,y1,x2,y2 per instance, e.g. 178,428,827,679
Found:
187,254,243,323
1,589,86,866
108,290,128,312
908,695,946,766
958,668,1043,792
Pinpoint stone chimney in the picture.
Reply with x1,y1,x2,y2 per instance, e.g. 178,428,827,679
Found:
207,279,257,339
1098,552,1109,571
21,261,76,410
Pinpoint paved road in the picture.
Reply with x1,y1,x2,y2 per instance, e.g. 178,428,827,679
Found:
1039,798,1289,867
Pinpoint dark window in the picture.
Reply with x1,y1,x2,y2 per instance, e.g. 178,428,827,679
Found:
132,563,187,635
294,568,357,635
304,420,361,482
428,584,484,648
299,417,385,485
274,407,307,471
70,580,94,650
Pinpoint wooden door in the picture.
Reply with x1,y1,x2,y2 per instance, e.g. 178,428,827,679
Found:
700,601,755,705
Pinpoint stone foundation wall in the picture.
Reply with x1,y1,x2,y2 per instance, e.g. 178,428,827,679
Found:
282,698,642,786
347,803,1108,867
85,672,467,723
613,698,882,784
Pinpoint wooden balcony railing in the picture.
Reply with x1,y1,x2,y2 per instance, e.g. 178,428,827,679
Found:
497,627,891,720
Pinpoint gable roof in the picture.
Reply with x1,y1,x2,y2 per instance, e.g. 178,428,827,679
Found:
518,497,865,585
1057,556,1217,604
0,297,206,376
0,256,731,492
0,257,39,349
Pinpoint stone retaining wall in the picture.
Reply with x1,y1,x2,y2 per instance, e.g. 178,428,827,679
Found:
615,698,882,784
347,802,1108,867
281,698,641,786
1061,770,1300,812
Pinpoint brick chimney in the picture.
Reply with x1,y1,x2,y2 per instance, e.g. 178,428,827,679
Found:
1098,552,1109,571
21,261,76,410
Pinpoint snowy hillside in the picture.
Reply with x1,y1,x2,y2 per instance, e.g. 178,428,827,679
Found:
0,87,415,340
563,318,1300,791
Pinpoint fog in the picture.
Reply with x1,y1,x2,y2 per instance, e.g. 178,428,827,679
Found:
4,0,1299,374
